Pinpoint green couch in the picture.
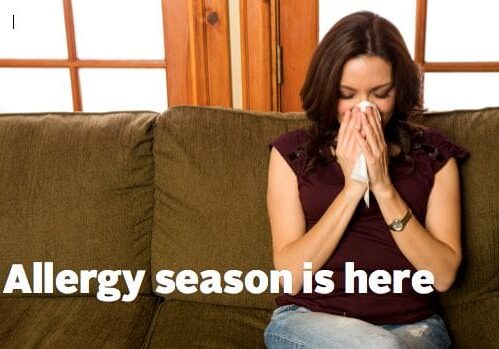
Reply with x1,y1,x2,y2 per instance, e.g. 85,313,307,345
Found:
0,106,497,348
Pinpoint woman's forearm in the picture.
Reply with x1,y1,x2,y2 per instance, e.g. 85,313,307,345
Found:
373,184,461,292
275,182,365,295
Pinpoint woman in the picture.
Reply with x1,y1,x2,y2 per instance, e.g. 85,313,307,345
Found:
264,11,468,349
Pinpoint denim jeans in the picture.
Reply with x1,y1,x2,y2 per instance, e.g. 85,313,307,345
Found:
264,304,451,349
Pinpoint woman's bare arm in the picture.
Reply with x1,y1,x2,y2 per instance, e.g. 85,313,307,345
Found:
372,158,462,292
267,147,365,295
356,106,462,292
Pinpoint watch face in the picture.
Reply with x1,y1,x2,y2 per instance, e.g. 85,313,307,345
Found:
393,220,403,231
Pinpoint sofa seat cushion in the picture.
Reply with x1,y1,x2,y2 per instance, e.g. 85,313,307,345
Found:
0,295,158,348
147,299,272,348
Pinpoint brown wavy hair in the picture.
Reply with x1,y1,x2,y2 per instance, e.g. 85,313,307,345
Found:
299,11,425,175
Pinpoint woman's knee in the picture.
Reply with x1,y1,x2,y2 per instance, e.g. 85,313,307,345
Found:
264,307,311,348
264,306,408,348
264,323,406,349
388,314,451,349
264,330,311,349
365,334,408,349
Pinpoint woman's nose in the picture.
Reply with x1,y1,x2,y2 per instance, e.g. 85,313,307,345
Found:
355,96,372,104
351,98,370,110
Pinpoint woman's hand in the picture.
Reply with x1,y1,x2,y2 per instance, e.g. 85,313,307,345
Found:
336,108,368,196
353,106,393,195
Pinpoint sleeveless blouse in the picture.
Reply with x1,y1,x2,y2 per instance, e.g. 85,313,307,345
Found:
268,126,469,324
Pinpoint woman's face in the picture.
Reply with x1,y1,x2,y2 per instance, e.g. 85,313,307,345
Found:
337,55,396,127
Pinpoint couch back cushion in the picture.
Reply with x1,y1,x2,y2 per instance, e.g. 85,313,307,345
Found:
420,108,498,302
152,106,310,309
152,106,498,319
0,112,157,296
419,107,499,348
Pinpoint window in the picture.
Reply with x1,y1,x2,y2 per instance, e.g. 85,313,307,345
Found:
3,2,497,113
318,0,499,111
319,0,417,59
0,0,167,112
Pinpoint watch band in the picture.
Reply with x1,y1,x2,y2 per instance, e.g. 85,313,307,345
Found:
388,207,412,232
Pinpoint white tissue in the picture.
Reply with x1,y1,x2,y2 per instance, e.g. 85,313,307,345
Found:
350,101,382,207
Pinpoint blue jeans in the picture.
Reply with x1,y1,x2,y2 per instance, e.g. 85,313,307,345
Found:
264,304,451,349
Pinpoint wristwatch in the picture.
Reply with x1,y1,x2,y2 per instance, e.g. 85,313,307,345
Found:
388,208,412,232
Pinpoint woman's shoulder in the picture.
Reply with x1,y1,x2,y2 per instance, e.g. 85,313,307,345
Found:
268,128,310,157
269,128,309,149
268,128,310,176
409,124,469,174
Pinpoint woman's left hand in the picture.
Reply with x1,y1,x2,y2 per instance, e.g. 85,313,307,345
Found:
353,106,392,194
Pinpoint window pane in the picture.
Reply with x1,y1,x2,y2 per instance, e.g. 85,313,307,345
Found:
72,0,165,59
426,0,499,61
0,0,67,59
424,73,499,111
79,69,167,112
0,69,72,112
319,0,416,58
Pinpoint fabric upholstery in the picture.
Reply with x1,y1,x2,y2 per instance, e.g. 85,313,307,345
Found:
440,296,499,349
0,295,158,348
152,106,310,309
418,108,499,348
152,105,498,348
0,112,157,295
0,106,497,348
147,299,271,348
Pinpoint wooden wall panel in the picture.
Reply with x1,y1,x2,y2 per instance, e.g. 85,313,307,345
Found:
164,0,231,107
204,0,232,107
278,0,318,112
187,0,209,105
269,0,280,111
240,0,275,111
164,0,192,105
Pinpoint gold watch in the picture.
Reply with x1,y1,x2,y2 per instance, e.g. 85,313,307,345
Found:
388,208,412,232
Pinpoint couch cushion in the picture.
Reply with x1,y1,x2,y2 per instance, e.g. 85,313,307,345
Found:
418,107,499,349
147,299,271,348
441,296,499,349
0,112,157,295
0,295,158,348
152,106,310,309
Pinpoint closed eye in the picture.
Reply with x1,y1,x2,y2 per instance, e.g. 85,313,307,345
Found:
374,88,393,99
339,92,389,99
339,93,354,99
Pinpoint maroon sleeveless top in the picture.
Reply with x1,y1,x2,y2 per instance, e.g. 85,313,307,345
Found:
269,126,469,324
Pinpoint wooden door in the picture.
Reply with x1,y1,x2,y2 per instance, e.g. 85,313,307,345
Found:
164,0,318,112
239,0,318,112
